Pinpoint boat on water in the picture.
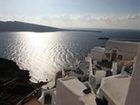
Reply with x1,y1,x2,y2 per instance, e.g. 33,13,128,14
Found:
17,40,140,105
98,37,109,40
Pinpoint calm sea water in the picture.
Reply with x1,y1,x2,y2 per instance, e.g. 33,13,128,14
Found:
0,29,139,82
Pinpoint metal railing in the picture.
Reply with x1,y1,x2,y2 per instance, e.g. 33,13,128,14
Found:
16,88,41,105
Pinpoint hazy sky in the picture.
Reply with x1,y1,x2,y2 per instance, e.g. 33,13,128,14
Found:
0,0,140,29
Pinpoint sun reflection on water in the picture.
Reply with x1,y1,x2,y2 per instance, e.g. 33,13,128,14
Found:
17,32,65,82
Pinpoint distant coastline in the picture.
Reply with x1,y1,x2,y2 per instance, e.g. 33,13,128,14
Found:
0,21,101,33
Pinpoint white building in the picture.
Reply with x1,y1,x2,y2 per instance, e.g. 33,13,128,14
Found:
125,45,140,105
38,40,140,105
104,40,139,61
97,44,140,105
56,76,96,105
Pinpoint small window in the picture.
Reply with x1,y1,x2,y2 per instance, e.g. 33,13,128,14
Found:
45,94,52,104
118,55,123,60
105,53,110,58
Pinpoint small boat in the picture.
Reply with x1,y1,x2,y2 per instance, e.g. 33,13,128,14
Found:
98,37,109,40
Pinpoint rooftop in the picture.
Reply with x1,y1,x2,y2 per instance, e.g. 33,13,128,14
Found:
100,75,130,105
105,40,139,53
60,77,87,96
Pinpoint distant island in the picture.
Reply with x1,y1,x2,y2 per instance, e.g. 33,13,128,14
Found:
0,21,62,32
0,21,101,33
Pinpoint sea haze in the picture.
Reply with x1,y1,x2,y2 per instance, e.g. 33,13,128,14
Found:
0,29,139,82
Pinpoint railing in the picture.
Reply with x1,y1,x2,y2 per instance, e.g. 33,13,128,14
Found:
16,88,41,105
3,78,17,86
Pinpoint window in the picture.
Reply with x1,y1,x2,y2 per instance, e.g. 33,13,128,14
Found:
45,94,52,104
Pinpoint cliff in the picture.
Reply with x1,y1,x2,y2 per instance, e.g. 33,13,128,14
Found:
0,21,62,32
0,58,43,105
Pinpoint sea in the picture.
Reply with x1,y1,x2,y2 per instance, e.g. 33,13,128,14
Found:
0,29,139,82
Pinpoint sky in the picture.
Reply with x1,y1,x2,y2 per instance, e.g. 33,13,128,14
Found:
0,0,140,29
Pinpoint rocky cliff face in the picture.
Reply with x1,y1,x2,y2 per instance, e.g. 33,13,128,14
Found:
0,58,30,80
0,58,41,105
